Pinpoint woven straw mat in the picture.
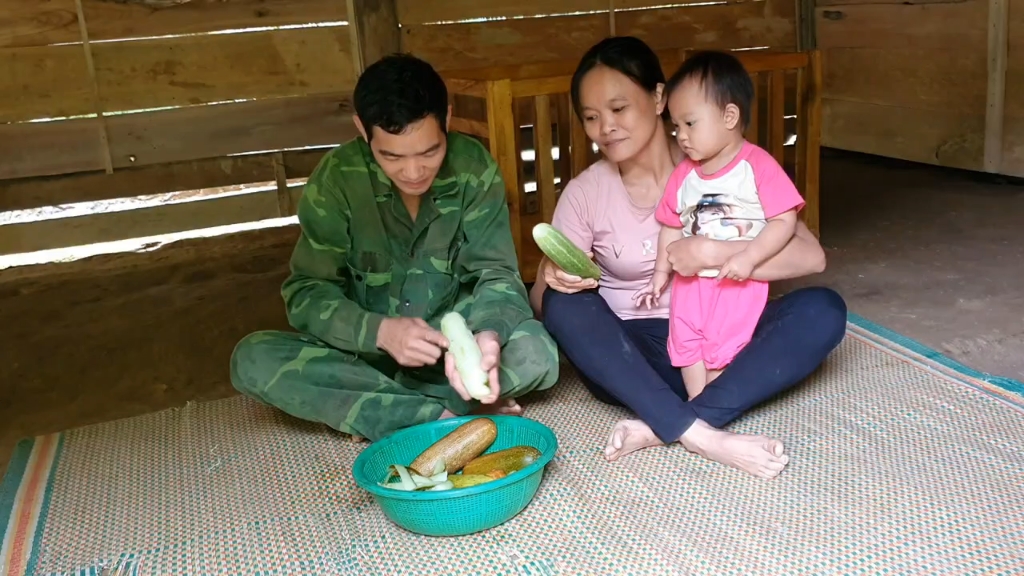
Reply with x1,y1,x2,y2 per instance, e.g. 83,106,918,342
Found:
12,329,1024,575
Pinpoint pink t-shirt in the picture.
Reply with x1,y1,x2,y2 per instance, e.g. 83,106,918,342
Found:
550,160,668,320
654,141,805,240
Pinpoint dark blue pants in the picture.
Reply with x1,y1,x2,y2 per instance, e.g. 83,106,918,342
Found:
541,286,848,443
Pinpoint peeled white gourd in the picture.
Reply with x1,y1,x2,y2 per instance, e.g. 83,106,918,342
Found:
440,312,491,400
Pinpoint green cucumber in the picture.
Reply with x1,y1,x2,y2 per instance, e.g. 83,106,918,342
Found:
440,312,491,400
532,223,601,280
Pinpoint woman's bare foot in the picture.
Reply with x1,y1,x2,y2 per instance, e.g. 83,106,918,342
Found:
679,419,789,479
604,419,664,461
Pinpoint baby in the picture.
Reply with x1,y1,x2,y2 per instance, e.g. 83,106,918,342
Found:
634,50,805,401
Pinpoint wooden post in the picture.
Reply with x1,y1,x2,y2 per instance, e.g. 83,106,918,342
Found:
983,0,1009,173
486,79,523,259
346,0,401,72
796,51,822,238
797,0,816,52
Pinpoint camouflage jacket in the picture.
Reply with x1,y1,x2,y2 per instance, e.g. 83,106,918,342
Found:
281,132,531,355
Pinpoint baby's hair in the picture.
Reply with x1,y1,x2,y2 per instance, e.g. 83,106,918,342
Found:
665,50,754,132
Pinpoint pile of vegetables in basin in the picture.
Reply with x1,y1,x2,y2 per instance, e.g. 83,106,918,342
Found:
378,418,541,492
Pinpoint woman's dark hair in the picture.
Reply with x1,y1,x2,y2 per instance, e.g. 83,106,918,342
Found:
665,50,754,132
569,36,667,121
353,53,448,143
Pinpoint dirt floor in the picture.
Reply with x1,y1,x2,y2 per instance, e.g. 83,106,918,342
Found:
2,149,1022,474
780,149,1024,384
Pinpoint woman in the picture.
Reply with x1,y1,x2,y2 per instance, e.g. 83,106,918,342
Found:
529,37,847,479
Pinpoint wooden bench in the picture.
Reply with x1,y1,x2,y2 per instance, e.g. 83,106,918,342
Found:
443,49,823,283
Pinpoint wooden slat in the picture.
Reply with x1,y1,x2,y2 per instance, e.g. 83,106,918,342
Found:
822,98,985,171
0,0,77,48
533,95,557,223
983,0,1009,173
569,106,591,178
0,93,356,180
0,149,328,213
402,13,609,71
815,2,986,50
1001,0,1024,175
513,77,575,98
617,0,798,52
822,48,986,114
74,0,113,174
1006,0,1024,117
441,48,803,84
0,43,93,122
0,26,355,122
347,0,401,69
485,79,522,258
448,117,489,139
768,69,786,163
0,0,347,48
0,184,305,257
814,0,1018,176
816,0,967,7
732,51,808,73
747,73,760,145
796,50,821,237
273,152,293,217
0,119,106,181
555,95,574,189
106,93,356,168
413,1,798,73
396,0,605,26
1000,116,1024,177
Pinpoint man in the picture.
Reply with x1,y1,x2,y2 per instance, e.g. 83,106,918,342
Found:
229,54,560,442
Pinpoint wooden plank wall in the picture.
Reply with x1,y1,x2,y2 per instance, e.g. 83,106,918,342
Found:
399,0,798,71
816,0,1024,177
0,0,363,256
398,0,801,280
0,0,800,261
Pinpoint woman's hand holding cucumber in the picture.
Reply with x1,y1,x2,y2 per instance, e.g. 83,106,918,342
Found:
540,255,599,294
532,223,600,294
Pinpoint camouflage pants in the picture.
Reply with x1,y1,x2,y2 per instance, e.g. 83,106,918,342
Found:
229,319,559,441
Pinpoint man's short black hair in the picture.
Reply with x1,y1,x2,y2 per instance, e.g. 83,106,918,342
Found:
666,50,754,132
353,53,449,142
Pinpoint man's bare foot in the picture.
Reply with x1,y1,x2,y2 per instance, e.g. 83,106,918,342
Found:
437,400,523,421
679,419,789,479
472,398,523,416
604,419,664,461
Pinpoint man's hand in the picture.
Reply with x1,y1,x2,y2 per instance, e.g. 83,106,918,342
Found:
445,330,501,404
376,317,449,367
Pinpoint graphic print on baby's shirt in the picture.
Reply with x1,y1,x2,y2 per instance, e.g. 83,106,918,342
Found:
676,155,768,242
